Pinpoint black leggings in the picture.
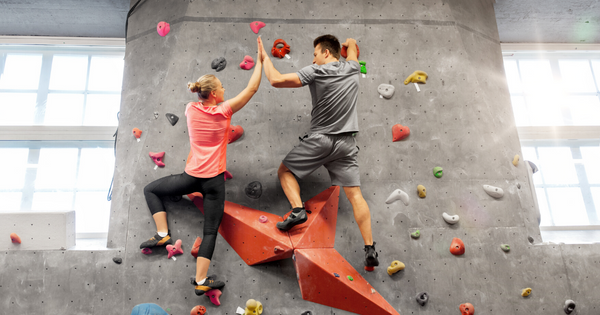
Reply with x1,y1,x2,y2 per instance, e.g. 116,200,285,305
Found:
143,172,225,260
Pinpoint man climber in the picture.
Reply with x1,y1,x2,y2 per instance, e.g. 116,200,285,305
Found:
257,35,379,270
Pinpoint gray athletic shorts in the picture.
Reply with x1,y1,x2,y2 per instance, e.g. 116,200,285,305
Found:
282,133,361,187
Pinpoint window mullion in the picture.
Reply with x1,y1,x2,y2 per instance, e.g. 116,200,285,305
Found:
20,148,40,211
34,53,53,125
571,146,600,225
82,55,92,125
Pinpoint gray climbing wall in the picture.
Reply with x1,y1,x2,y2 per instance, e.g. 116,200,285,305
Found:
2,0,599,314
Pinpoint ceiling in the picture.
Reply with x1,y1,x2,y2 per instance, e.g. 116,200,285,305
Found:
0,0,598,43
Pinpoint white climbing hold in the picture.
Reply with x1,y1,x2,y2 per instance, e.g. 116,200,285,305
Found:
377,84,395,99
386,189,409,206
483,185,504,198
442,212,459,224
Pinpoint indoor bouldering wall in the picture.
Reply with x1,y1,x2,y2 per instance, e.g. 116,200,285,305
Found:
2,0,599,314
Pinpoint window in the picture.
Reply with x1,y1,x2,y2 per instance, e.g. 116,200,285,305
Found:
0,38,124,242
503,44,600,244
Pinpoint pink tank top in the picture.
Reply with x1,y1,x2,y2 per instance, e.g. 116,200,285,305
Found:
184,101,232,178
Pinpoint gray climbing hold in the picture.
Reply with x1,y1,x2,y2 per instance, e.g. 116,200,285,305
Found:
483,185,504,198
528,236,534,244
442,212,459,224
386,189,409,206
517,183,521,189
165,113,179,126
377,84,395,99
416,292,429,306
526,160,539,174
564,299,576,314
500,244,510,252
211,57,227,72
245,181,262,199
153,111,159,119
113,257,122,264
411,230,420,239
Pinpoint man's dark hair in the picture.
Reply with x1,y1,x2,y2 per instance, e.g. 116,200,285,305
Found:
313,34,341,60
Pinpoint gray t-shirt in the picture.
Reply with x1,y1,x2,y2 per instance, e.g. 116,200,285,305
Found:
296,60,360,134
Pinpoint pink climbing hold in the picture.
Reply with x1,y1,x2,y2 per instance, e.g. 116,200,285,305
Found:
228,125,244,144
141,248,152,255
224,170,233,181
157,21,170,37
250,21,266,34
205,289,222,305
259,215,268,223
166,239,183,259
149,151,165,167
240,55,255,70
10,233,21,244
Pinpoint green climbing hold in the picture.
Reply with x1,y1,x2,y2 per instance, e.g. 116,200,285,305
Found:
347,275,354,281
166,308,171,312
359,61,367,74
411,230,420,239
433,167,443,178
501,244,510,252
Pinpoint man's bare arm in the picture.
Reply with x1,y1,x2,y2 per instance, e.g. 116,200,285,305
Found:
259,37,303,88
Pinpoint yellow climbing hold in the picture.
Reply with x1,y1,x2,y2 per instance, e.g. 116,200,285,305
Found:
404,70,428,85
521,288,532,297
387,260,405,276
417,185,426,198
513,154,520,166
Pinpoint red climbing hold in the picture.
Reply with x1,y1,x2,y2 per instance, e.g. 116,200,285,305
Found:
166,239,183,259
157,21,170,37
392,124,410,142
460,302,475,315
205,289,222,306
341,44,360,59
149,151,165,167
450,237,465,256
190,305,207,315
225,170,233,180
10,233,21,244
228,125,244,144
271,39,291,59
364,266,375,272
132,128,142,139
191,236,202,258
141,248,152,255
250,21,266,34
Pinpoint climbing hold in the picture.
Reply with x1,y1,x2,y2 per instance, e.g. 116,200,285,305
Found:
228,125,244,144
404,70,428,85
10,233,21,244
386,189,409,206
166,239,183,259
112,257,122,264
205,289,222,306
301,312,313,315
528,236,534,244
526,160,539,173
274,246,283,253
564,299,576,314
190,305,207,315
450,237,465,255
245,299,263,315
442,212,460,225
141,248,152,255
340,43,360,59
386,260,405,276
433,166,443,178
483,185,504,198
415,292,429,306
459,303,474,315
364,266,375,272
513,154,520,166
132,128,142,139
359,61,367,74
333,273,340,278
500,244,510,252
157,21,170,37
377,84,395,99
211,57,227,72
245,181,262,199
259,215,268,223
225,170,233,180
347,276,354,281
411,230,420,239
154,111,159,119
191,236,202,258
240,55,255,70
149,151,166,167
250,21,266,34
521,288,532,297
417,185,426,198
392,124,410,142
166,113,179,126
271,39,291,59
132,303,169,315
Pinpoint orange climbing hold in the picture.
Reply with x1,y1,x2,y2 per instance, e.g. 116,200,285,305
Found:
392,124,410,142
191,236,202,258
460,302,475,315
190,305,207,315
10,233,21,244
132,128,142,139
271,39,291,59
450,237,465,255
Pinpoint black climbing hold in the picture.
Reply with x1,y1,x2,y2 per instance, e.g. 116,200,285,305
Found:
245,181,262,199
528,236,534,244
211,57,227,72
165,113,179,126
301,312,313,315
333,273,340,278
526,160,539,174
416,292,429,306
564,299,576,314
168,195,182,202
113,257,122,264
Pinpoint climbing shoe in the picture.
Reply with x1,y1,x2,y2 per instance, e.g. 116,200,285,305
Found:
191,275,225,296
364,242,379,268
139,231,173,249
276,208,308,231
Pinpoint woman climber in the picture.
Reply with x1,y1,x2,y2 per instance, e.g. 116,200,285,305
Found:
140,37,263,296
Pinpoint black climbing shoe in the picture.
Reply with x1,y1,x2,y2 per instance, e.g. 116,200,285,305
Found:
276,208,308,231
364,242,379,267
191,275,225,296
139,231,173,249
